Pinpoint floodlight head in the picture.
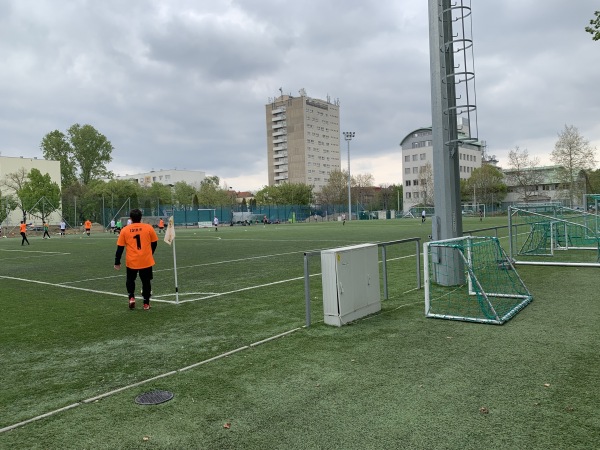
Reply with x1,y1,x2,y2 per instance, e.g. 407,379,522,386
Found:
343,131,355,141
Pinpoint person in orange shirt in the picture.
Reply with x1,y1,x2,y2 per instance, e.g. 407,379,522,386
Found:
114,209,158,310
20,221,30,245
84,219,92,237
158,218,164,234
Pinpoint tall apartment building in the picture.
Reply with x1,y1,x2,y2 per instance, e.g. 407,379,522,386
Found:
399,119,485,211
265,90,340,192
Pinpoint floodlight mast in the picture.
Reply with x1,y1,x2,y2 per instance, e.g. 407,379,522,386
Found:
428,0,477,285
343,131,355,221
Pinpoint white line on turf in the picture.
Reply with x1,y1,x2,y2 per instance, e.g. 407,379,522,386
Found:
0,249,71,254
0,275,171,303
0,328,303,434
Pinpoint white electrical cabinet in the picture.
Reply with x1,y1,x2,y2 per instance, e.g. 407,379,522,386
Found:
321,243,381,326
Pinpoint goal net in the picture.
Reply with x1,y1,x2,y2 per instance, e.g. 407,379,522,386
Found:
198,209,216,228
508,205,600,266
424,236,533,325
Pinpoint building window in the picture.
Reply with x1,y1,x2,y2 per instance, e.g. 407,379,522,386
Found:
412,154,418,161
405,168,410,174
405,180,411,186
404,155,410,162
412,167,418,174
414,192,419,198
406,192,412,199
413,180,419,186
420,153,426,160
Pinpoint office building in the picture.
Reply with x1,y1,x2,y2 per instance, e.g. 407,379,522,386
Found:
399,119,485,211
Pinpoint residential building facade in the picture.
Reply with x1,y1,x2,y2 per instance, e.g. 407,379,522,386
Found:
265,90,341,192
114,169,206,188
399,120,485,211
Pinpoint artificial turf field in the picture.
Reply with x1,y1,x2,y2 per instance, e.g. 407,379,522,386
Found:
1,217,599,449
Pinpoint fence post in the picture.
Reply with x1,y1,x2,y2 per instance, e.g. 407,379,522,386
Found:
381,245,388,300
304,253,311,328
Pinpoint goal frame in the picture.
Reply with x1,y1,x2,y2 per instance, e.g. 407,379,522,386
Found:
424,235,533,325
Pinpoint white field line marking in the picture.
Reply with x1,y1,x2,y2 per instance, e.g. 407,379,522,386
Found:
1,250,421,305
0,327,304,434
0,249,71,255
0,275,172,304
60,250,315,284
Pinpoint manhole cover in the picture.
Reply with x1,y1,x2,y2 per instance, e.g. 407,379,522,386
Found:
135,390,174,405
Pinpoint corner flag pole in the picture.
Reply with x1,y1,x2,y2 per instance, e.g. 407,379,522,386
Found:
164,216,179,304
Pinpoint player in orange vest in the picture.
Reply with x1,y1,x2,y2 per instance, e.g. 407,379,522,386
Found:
158,218,164,234
20,221,30,245
114,209,158,310
84,219,92,237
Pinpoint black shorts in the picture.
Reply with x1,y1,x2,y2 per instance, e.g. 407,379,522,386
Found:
126,266,153,282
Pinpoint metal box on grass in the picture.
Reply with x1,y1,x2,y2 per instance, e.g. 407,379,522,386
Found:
321,243,381,326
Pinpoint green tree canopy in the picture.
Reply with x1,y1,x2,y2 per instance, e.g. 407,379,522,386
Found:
0,192,18,224
585,11,600,40
315,169,348,207
172,181,197,206
466,165,507,206
254,183,312,206
20,168,62,222
41,123,114,186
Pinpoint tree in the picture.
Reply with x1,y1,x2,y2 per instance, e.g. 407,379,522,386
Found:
41,123,114,186
467,165,507,208
253,183,312,206
171,181,198,207
585,168,600,194
585,11,600,41
505,146,545,202
19,169,61,223
0,192,18,225
354,173,374,208
551,125,597,206
418,162,435,206
198,176,229,207
316,169,347,208
40,130,77,187
2,167,30,221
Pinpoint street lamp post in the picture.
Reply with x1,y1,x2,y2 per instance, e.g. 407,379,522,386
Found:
343,131,355,220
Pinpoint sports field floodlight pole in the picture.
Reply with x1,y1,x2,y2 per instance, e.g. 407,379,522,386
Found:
343,131,355,220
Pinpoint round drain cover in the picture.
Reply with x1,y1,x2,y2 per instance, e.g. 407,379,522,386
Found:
135,390,174,405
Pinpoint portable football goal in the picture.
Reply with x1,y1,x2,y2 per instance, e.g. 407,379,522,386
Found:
508,204,600,266
424,236,532,325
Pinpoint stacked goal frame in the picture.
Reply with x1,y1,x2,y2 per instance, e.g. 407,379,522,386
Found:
424,236,533,325
508,204,600,267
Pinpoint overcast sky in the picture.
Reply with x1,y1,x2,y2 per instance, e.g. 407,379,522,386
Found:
1,0,599,191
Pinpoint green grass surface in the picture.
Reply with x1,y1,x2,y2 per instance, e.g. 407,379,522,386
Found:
1,217,599,449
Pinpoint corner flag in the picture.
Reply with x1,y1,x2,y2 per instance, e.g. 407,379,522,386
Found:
163,216,179,304
164,216,175,245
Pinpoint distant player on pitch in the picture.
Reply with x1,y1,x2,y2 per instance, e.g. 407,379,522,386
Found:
114,209,158,310
84,219,92,237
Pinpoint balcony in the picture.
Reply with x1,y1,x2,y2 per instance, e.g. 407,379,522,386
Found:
271,107,286,115
272,130,287,137
271,114,286,121
272,121,286,129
